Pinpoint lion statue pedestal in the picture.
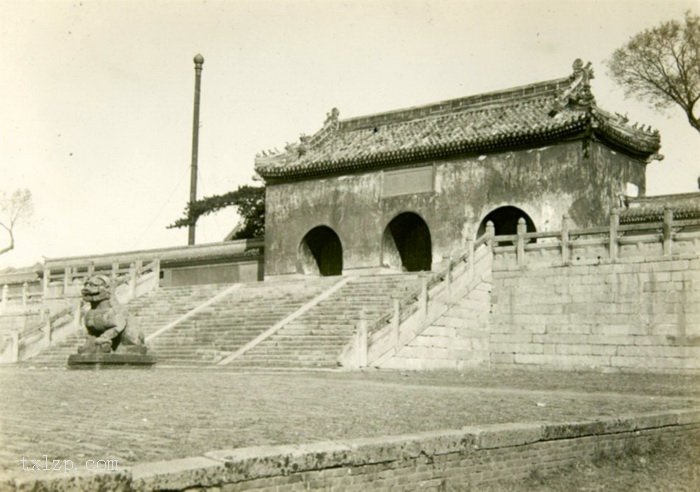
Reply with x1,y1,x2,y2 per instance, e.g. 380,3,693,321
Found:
67,275,156,368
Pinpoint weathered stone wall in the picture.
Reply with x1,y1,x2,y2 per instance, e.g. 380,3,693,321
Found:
265,140,646,276
490,255,700,372
8,411,698,491
163,258,263,286
572,141,646,225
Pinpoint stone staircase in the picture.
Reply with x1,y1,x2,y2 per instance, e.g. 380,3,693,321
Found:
149,278,338,365
129,284,232,338
24,283,232,366
23,274,423,369
225,274,422,369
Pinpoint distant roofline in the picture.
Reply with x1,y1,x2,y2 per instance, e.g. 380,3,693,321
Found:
620,191,700,223
627,191,700,205
44,238,264,267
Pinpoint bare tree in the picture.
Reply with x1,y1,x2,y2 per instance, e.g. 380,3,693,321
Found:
607,12,700,133
0,189,33,256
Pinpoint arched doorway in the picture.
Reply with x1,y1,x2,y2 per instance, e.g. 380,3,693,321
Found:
382,212,432,272
477,206,536,240
298,226,343,276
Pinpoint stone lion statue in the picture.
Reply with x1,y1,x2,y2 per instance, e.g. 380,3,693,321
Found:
77,275,147,355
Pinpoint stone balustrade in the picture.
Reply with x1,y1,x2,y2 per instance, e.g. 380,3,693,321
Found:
493,208,700,269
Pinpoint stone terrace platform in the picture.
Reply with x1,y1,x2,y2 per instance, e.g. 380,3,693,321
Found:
1,368,698,478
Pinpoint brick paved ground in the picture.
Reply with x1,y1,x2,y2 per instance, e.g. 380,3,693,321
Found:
0,367,698,476
324,367,700,397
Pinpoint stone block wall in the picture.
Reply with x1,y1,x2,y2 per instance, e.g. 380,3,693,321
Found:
490,256,700,372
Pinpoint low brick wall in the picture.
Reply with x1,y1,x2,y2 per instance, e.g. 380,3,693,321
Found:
5,410,699,491
491,255,700,372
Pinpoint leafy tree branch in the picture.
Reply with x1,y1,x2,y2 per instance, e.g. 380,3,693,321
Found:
606,11,700,133
168,185,265,240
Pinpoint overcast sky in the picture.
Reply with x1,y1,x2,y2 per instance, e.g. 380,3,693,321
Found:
1,0,699,269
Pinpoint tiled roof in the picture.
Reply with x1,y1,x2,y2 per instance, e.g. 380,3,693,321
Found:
0,265,41,285
620,192,700,223
255,60,661,181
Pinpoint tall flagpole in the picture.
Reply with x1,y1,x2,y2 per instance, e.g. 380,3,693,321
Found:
188,53,204,245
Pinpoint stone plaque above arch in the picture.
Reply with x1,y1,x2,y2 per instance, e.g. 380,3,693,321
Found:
382,166,434,198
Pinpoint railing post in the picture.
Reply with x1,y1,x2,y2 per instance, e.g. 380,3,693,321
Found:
73,300,82,331
420,276,428,319
516,218,526,266
129,262,137,298
133,259,144,294
357,310,368,368
63,266,72,295
43,309,52,344
561,214,570,265
87,261,95,277
466,239,475,280
392,299,400,354
21,282,28,307
663,208,673,257
12,331,20,363
111,262,119,283
42,268,50,301
561,214,570,264
486,221,495,251
153,258,161,290
446,256,453,299
609,209,619,262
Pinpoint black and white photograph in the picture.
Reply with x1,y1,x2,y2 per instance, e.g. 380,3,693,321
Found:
1,0,699,490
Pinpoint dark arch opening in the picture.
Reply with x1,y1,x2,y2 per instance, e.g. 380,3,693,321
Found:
382,212,432,272
298,226,343,276
477,206,537,242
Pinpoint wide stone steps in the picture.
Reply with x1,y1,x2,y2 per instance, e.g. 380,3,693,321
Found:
148,278,337,364
24,283,235,367
130,284,233,338
26,274,423,368
21,332,85,366
227,274,422,368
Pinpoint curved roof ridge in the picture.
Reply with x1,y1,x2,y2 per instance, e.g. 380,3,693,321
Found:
340,77,570,131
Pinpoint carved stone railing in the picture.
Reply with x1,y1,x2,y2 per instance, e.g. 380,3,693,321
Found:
0,303,81,363
0,258,161,364
0,282,43,314
492,209,700,269
339,232,494,368
0,258,161,316
41,257,161,305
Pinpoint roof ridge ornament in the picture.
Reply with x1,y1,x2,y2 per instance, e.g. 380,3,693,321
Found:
570,59,595,108
307,107,341,147
298,134,310,156
324,107,340,126
549,59,596,116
